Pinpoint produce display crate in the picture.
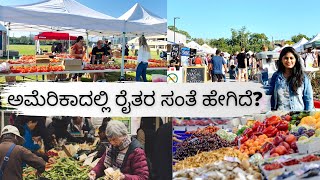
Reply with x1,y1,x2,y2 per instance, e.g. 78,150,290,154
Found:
63,59,82,71
5,76,16,82
282,163,302,172
297,138,320,154
261,166,285,179
46,74,56,81
36,59,50,64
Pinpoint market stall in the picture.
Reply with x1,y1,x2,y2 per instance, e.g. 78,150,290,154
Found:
0,1,167,80
172,111,320,180
0,54,167,82
0,116,168,180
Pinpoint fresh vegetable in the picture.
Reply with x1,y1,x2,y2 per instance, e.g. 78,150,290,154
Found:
264,163,283,171
23,158,90,180
236,126,248,136
266,116,281,126
173,147,248,171
263,126,278,137
299,155,320,162
276,121,289,131
174,160,262,179
282,159,300,166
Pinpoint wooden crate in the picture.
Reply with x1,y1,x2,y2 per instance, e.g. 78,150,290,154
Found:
46,74,56,81
5,76,16,82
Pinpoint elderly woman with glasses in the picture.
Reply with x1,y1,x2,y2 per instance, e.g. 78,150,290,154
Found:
89,120,149,180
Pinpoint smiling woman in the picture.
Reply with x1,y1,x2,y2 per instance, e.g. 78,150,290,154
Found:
268,47,314,111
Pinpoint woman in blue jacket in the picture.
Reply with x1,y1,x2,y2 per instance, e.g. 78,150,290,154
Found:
268,47,314,111
23,119,41,152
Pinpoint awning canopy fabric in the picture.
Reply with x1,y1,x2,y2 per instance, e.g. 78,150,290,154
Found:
34,32,77,40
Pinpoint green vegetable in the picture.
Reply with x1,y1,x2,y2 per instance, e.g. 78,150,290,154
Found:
236,126,248,136
23,158,90,180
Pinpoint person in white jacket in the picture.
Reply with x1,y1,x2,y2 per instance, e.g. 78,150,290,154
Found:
136,35,151,82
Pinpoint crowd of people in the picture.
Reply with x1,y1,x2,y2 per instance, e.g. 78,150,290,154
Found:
0,115,172,180
182,45,316,112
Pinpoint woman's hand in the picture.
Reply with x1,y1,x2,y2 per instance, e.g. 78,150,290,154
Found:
32,136,41,143
120,173,125,180
48,158,56,164
88,170,96,180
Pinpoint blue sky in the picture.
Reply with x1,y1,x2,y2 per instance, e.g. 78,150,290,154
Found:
168,0,320,40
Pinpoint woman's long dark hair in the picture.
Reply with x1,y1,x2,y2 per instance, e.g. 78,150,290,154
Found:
278,47,304,94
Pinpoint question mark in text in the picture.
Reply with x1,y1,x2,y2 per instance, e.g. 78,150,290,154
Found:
253,92,262,106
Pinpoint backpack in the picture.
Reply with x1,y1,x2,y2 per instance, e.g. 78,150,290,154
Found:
111,138,153,180
0,144,16,180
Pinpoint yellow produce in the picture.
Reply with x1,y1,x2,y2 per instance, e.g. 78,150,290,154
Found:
173,147,248,171
300,116,317,127
316,122,320,129
314,112,320,119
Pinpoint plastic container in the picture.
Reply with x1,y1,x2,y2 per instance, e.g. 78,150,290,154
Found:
152,74,167,82
297,138,320,154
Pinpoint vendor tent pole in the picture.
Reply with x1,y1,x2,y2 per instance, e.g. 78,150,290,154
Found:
68,35,71,54
120,21,126,81
7,22,10,60
1,111,4,131
86,30,89,59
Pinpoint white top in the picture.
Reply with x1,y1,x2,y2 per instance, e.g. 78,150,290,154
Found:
137,46,151,63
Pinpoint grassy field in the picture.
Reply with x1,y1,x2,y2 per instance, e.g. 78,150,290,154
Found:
5,45,161,59
0,45,164,83
0,70,166,83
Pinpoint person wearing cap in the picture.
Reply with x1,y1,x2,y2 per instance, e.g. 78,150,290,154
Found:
0,125,46,180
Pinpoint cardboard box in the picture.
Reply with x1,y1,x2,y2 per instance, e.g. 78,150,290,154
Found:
36,59,50,64
46,74,56,81
5,76,16,82
63,59,82,71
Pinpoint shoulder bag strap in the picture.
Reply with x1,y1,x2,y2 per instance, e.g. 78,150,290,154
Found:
0,144,16,175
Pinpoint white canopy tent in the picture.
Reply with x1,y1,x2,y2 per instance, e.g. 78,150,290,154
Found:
273,44,289,52
292,38,308,53
306,33,320,44
117,3,167,79
186,41,204,52
0,0,167,80
201,44,216,54
273,46,282,52
0,0,125,60
118,3,166,35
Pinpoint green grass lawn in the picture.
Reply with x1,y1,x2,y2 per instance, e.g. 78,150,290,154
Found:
0,70,166,83
5,45,161,59
0,45,164,83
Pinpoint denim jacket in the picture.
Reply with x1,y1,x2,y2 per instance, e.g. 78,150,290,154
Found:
267,71,313,111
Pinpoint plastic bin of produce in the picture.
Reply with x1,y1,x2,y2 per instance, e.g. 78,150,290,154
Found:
297,138,320,154
281,159,302,172
260,162,285,178
152,74,167,82
298,154,320,166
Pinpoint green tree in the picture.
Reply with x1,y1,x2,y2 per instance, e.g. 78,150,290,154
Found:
192,38,205,45
168,26,191,39
178,30,191,39
168,25,177,31
285,40,294,45
291,34,309,43
230,26,250,49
